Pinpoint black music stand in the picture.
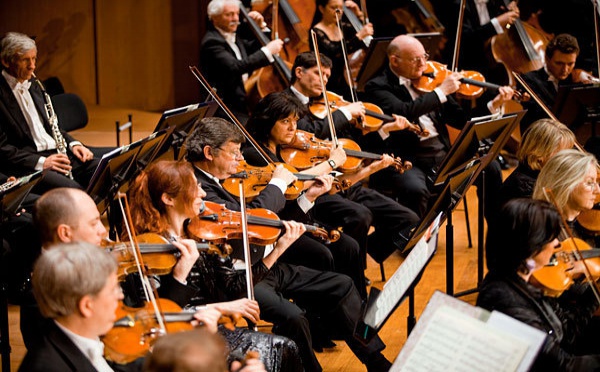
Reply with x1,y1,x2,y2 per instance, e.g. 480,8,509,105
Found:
355,33,444,92
434,112,524,297
153,101,218,160
0,170,43,372
87,127,175,216
553,83,600,134
354,163,480,345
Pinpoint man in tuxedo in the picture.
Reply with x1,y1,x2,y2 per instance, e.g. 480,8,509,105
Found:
0,32,98,192
520,33,592,131
200,0,283,124
364,34,513,219
185,117,392,372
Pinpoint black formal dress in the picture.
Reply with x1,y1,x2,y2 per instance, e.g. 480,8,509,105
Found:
477,271,600,371
194,168,390,372
0,74,98,192
18,321,143,372
364,67,502,220
199,24,272,124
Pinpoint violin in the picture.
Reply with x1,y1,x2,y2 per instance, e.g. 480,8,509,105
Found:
413,61,525,101
221,160,350,201
103,233,229,280
103,298,239,364
309,91,428,136
571,69,600,84
184,200,341,245
530,237,600,297
280,129,412,174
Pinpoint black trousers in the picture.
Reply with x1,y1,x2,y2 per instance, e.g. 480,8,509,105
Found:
313,183,420,265
26,150,100,194
279,233,367,299
254,262,386,372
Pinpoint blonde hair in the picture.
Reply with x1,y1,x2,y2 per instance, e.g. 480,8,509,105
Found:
532,149,597,212
518,119,575,170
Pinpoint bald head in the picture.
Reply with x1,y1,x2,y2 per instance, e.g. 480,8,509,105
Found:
387,35,428,80
34,188,106,247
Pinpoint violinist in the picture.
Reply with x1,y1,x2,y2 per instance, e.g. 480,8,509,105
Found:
184,118,393,372
200,0,283,124
477,198,600,371
363,34,512,218
310,0,373,100
532,149,600,247
127,160,303,372
245,91,419,270
497,118,575,212
520,34,590,131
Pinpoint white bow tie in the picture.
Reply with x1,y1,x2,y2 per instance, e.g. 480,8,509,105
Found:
15,80,31,92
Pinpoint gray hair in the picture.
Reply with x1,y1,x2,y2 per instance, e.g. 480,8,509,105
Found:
33,242,117,319
533,149,598,212
207,0,242,20
0,32,36,66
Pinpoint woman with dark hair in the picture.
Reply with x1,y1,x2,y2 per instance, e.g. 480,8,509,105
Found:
310,0,373,99
127,159,304,372
477,198,600,371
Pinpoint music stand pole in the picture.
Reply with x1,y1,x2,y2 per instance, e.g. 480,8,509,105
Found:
407,286,416,335
445,209,455,295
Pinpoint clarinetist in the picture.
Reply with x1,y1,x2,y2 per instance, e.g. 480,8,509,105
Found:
0,32,98,192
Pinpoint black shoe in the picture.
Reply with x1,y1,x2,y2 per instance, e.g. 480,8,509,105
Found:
366,353,392,372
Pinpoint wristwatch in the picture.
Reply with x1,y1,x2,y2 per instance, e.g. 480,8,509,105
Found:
327,159,337,169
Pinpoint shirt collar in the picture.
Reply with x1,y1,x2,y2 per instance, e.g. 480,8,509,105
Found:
544,65,559,84
215,26,236,44
54,320,105,363
2,69,31,91
290,85,309,105
398,75,412,88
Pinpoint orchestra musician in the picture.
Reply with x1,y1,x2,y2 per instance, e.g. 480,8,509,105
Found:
245,90,420,268
127,160,304,372
532,149,600,245
497,118,575,211
363,34,513,219
519,34,592,131
184,117,393,372
200,0,283,124
0,32,98,192
310,0,373,100
477,198,600,371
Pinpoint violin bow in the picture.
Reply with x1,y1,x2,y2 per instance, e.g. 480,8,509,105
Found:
189,66,273,166
117,192,168,334
310,30,339,147
542,187,600,304
334,9,360,103
451,0,467,71
512,71,559,121
359,0,369,24
272,0,280,40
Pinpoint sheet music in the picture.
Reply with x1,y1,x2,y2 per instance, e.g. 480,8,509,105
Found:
364,213,442,328
397,306,528,372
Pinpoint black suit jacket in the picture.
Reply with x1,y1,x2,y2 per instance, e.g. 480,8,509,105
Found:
199,26,271,117
0,74,76,175
363,67,466,159
18,321,142,372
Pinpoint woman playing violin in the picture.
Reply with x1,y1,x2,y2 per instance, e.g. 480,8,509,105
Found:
477,198,600,371
184,117,393,372
532,149,600,246
497,118,575,213
310,0,373,100
245,91,420,271
127,160,304,372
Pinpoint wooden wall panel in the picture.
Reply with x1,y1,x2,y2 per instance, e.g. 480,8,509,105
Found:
0,0,97,105
95,1,175,110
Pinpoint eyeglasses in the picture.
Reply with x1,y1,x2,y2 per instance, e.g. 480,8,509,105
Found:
582,180,599,191
217,147,243,159
392,53,430,65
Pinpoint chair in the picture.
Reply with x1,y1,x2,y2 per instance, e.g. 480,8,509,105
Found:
51,93,113,158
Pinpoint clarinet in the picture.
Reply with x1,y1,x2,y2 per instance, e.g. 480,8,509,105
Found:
33,75,73,179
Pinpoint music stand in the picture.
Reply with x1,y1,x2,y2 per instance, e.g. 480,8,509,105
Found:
0,171,44,219
87,127,175,215
355,33,443,92
354,163,480,345
153,101,218,160
553,83,600,133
